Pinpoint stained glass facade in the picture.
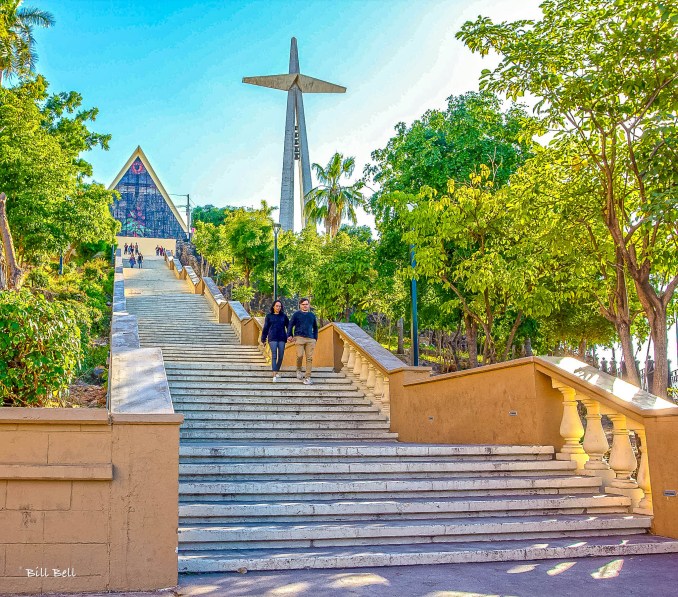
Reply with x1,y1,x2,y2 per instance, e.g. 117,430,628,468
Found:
112,157,186,239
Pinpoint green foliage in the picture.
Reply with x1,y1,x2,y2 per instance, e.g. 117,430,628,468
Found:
365,91,536,197
313,232,377,322
458,0,678,392
192,204,235,226
231,285,255,306
0,289,82,405
304,153,365,238
0,76,118,265
277,226,326,299
0,0,54,84
223,201,274,289
192,220,231,276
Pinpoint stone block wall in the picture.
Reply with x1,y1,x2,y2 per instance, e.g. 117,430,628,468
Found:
0,409,182,594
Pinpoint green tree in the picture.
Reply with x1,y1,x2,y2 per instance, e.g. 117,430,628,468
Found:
224,202,273,289
458,0,678,395
366,92,537,361
192,220,231,277
403,164,581,366
0,77,117,287
192,204,234,227
0,0,54,85
510,147,642,383
313,231,377,322
277,226,325,299
304,153,365,238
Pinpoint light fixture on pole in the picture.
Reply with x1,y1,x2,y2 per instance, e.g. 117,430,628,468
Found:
170,193,193,240
273,222,282,299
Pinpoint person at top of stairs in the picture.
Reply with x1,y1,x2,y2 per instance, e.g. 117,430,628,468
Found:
288,297,318,385
261,299,290,382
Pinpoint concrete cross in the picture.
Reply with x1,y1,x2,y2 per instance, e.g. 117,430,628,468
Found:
243,37,346,231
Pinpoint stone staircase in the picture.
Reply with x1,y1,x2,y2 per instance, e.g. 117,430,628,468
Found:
123,258,678,573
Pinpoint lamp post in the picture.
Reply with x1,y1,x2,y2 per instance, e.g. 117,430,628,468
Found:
410,243,419,366
406,202,419,366
170,193,192,240
273,222,281,299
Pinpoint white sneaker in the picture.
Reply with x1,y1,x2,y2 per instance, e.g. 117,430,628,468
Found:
296,371,303,380
272,375,278,382
303,378,313,385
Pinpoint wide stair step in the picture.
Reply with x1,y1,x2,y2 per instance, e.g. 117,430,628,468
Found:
179,494,632,523
178,535,678,572
178,513,652,551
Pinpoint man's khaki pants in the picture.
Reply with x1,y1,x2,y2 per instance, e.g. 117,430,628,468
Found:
295,337,316,378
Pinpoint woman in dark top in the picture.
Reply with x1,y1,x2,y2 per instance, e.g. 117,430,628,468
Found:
261,300,289,381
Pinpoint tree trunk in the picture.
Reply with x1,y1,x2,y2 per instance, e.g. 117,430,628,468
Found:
0,248,6,290
397,318,404,354
502,311,523,362
465,315,478,368
0,193,23,289
650,313,669,397
618,322,641,386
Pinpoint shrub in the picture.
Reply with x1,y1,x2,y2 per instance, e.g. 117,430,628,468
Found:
0,290,82,406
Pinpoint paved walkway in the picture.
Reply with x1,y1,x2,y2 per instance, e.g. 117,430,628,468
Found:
25,554,678,597
173,555,678,596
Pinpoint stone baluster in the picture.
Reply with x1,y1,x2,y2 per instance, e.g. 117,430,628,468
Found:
634,427,653,514
607,414,639,489
580,397,614,482
552,381,587,469
360,358,370,387
604,413,644,508
352,351,363,381
347,344,356,373
365,364,377,400
382,377,390,414
374,372,385,408
340,341,350,370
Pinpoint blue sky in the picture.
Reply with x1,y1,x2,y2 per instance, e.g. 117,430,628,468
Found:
35,0,544,230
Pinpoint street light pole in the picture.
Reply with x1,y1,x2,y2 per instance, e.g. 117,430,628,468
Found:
169,193,192,240
273,222,281,299
410,243,419,367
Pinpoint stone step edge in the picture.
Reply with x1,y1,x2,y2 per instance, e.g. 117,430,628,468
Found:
178,494,631,517
177,537,678,572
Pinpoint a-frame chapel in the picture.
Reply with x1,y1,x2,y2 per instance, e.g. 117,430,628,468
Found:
109,146,188,253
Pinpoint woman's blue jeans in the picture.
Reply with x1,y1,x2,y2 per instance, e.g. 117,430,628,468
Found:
269,340,286,372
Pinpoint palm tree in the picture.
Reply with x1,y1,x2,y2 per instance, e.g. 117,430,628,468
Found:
0,0,54,86
304,153,365,238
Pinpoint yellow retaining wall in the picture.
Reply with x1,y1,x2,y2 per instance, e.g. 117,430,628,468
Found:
0,409,182,594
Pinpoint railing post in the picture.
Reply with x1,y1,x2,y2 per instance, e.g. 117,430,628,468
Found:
605,413,643,508
346,344,356,372
382,377,390,412
340,340,350,370
374,372,384,405
552,381,587,469
580,397,615,483
360,359,369,386
366,364,377,400
634,427,653,515
352,351,363,380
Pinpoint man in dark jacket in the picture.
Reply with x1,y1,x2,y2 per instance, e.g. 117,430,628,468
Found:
287,297,318,384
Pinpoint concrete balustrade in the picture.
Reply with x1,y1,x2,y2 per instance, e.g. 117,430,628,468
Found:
389,354,678,540
331,323,430,421
184,265,205,294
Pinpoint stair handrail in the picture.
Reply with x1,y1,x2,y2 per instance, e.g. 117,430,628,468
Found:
228,300,251,342
109,248,176,417
331,322,431,420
